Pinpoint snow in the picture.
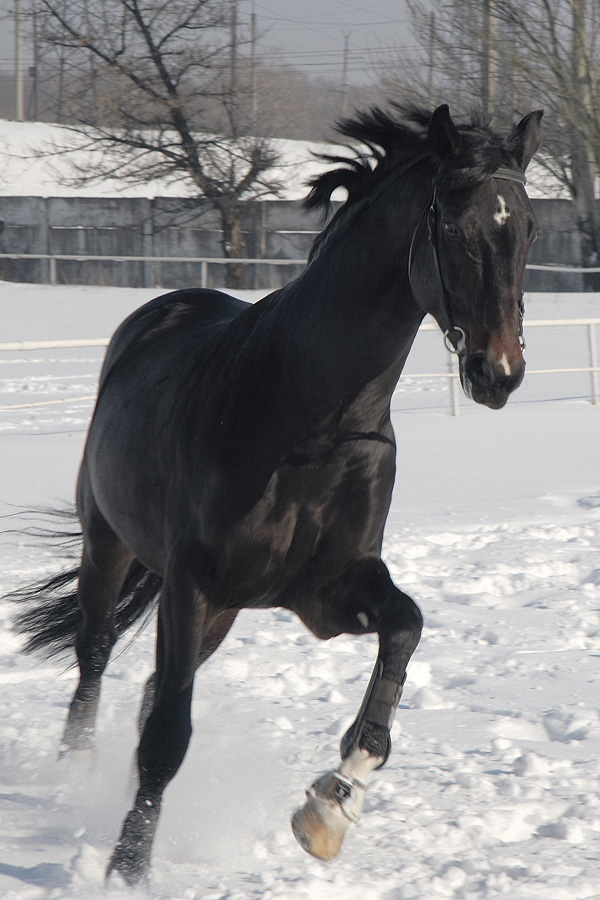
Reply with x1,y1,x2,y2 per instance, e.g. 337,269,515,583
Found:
0,120,565,201
0,121,340,201
1,282,599,900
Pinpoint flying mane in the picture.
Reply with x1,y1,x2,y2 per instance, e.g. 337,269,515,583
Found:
304,103,514,220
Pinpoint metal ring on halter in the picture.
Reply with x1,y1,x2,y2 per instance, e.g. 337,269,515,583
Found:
444,327,467,354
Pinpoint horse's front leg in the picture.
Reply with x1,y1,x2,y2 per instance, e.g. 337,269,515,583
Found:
292,558,423,860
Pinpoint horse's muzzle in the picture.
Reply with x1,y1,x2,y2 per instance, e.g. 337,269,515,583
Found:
460,349,525,409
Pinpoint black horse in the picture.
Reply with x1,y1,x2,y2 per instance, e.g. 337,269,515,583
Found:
12,103,542,883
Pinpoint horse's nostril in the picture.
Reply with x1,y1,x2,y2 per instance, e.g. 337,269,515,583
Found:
467,355,492,388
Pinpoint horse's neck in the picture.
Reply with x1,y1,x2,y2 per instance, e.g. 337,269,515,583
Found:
275,214,425,410
214,185,427,462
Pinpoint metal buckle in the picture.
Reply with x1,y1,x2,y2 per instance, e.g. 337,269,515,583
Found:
444,326,467,354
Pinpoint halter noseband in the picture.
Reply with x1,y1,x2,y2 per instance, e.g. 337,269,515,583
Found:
409,166,527,354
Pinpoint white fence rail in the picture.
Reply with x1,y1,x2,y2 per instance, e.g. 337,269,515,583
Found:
1,319,598,416
418,318,600,415
1,253,600,288
0,253,308,288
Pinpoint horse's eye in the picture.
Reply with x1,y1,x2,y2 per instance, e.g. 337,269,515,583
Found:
443,221,459,240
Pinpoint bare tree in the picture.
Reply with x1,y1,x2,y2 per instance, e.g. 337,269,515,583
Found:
402,0,600,288
30,0,282,287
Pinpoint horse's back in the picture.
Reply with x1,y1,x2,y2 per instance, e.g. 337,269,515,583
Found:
99,288,252,387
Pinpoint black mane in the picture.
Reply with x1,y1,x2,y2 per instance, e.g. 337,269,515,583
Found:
304,103,510,216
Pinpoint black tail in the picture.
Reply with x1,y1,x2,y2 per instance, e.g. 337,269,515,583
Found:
7,508,162,660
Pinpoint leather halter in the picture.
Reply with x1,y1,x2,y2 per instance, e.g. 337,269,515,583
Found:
408,166,528,353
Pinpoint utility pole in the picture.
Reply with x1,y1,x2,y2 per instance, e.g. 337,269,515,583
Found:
572,0,595,127
15,0,25,121
571,0,599,287
341,31,350,118
427,12,435,106
228,0,238,137
482,0,496,113
230,0,238,97
29,8,39,121
250,6,257,133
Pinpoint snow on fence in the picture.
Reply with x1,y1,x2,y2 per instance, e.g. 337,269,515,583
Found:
1,319,598,417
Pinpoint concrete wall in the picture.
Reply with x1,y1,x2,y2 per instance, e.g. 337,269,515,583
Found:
0,193,591,291
525,198,588,292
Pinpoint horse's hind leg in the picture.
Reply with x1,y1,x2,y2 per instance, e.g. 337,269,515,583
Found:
136,609,238,735
107,542,218,884
292,558,423,860
62,509,133,753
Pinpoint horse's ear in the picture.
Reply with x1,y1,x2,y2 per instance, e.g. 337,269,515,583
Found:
508,110,544,171
428,104,463,158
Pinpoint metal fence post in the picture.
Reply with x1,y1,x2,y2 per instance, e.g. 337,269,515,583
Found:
447,349,460,416
142,198,154,288
588,323,599,405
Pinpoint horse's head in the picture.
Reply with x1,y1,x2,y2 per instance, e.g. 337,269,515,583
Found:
410,105,543,410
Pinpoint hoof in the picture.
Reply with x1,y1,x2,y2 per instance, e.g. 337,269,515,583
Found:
291,770,365,861
106,843,150,887
59,721,96,757
105,807,156,886
57,743,96,772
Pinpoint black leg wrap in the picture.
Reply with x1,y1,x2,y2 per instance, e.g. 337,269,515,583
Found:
340,662,406,768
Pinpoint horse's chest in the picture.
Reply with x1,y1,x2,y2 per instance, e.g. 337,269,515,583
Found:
216,442,394,607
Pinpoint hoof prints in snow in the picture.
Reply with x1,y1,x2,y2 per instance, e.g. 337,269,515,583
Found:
0,285,599,899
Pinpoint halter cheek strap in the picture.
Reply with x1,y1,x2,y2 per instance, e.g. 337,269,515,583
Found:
426,187,466,352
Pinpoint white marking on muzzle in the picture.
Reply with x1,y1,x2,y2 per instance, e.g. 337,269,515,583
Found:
498,352,511,376
494,194,511,227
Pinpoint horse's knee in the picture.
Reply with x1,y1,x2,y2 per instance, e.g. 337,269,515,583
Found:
379,588,423,654
343,560,423,649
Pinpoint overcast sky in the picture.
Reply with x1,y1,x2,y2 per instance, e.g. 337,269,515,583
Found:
251,0,416,81
0,0,417,85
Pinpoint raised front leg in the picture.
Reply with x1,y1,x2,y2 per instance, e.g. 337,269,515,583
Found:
292,559,423,860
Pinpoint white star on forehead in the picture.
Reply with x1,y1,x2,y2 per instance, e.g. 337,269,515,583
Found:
494,194,511,226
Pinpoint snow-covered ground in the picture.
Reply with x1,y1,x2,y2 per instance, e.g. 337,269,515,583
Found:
0,283,599,900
